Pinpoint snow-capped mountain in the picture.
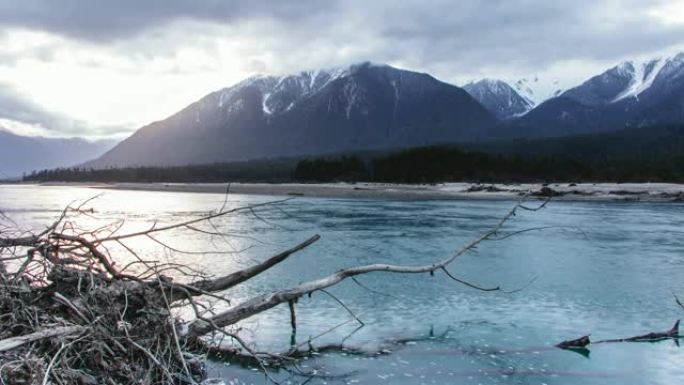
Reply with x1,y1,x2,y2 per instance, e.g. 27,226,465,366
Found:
563,52,684,109
515,52,684,136
78,54,684,168
0,129,116,178
87,62,496,168
463,79,533,119
558,55,682,106
560,62,636,106
513,77,564,106
217,67,351,116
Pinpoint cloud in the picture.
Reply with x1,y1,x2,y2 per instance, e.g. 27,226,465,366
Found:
0,0,683,138
0,0,328,42
0,84,128,138
2,0,682,68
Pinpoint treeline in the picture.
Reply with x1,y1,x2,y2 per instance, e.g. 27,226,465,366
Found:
294,147,684,183
23,125,684,184
293,157,369,182
24,159,296,183
371,147,590,183
27,147,684,184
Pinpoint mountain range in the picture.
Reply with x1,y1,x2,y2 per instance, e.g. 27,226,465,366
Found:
0,129,115,178
86,63,495,168
513,52,684,136
4,53,684,173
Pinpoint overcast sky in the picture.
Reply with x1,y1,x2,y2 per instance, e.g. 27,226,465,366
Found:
1,0,683,139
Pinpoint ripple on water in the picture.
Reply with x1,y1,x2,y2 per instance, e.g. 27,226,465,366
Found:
2,185,684,385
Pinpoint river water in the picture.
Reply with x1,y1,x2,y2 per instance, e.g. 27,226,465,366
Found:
2,185,684,385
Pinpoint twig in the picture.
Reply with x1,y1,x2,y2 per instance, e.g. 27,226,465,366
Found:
319,289,365,325
441,267,499,291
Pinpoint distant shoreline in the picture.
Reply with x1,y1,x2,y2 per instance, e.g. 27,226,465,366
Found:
26,181,684,202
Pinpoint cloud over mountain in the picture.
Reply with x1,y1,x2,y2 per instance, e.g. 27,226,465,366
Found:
0,0,683,138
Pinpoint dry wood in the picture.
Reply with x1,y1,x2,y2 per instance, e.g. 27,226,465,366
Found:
0,194,549,383
0,326,86,352
596,320,680,343
182,234,320,295
557,320,681,351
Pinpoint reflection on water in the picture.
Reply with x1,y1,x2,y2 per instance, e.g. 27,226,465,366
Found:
2,185,684,384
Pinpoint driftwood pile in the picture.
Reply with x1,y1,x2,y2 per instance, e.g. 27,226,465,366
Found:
0,196,546,384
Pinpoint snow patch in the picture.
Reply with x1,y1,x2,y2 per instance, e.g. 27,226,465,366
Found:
390,80,400,121
342,79,365,120
309,70,319,89
262,92,273,114
513,77,562,106
464,78,534,115
612,58,667,102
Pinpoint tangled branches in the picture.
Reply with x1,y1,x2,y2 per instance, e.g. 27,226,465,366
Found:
0,195,544,384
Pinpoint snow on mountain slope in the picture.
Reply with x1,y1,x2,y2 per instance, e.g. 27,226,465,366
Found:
559,63,636,106
463,79,534,119
214,66,354,118
515,51,684,135
554,52,684,107
612,53,683,102
513,77,564,106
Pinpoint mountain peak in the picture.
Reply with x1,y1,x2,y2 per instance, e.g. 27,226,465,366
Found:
559,51,684,106
214,62,435,117
517,51,684,135
511,76,564,107
463,78,533,120
611,57,668,102
87,63,495,168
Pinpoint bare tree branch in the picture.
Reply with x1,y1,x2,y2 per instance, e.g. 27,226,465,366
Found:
187,200,528,336
184,234,320,296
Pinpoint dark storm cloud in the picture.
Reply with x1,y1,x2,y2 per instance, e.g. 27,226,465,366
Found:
0,0,681,74
0,0,330,41
354,0,684,74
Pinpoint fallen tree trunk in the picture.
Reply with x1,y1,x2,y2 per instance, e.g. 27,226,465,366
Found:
556,320,680,350
597,320,680,343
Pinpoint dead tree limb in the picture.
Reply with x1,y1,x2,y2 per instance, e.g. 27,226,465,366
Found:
0,326,87,353
186,200,528,337
183,234,320,295
596,320,680,343
557,320,680,350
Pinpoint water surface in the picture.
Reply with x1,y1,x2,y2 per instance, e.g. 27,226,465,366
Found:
2,185,683,385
